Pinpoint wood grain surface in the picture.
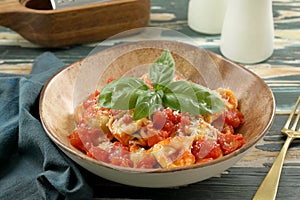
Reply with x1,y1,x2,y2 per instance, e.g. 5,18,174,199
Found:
0,0,150,47
1,0,300,199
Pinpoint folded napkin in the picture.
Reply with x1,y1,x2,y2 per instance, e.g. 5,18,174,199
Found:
0,52,93,199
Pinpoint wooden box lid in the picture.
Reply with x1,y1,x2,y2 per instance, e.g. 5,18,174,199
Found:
0,0,150,47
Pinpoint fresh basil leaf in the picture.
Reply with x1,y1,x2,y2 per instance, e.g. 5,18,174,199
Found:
149,50,175,89
133,90,162,120
98,50,224,121
190,82,225,114
163,81,225,115
163,81,201,115
97,79,118,108
98,77,149,110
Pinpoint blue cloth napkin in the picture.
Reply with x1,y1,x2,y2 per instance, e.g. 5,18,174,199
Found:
0,52,93,199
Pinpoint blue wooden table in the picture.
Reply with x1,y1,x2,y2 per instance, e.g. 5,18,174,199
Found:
0,0,300,199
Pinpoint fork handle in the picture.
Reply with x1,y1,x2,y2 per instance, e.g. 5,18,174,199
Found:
253,136,294,200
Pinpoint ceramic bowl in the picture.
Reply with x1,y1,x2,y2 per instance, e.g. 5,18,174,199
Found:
39,41,275,188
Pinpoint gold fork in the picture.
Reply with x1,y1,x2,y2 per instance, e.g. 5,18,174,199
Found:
253,96,300,200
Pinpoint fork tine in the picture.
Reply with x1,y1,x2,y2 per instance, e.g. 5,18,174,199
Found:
291,108,300,131
296,111,300,132
284,96,300,130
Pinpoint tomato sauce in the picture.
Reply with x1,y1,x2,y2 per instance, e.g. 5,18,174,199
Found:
68,87,246,169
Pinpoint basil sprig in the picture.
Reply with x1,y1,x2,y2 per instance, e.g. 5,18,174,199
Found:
98,50,225,120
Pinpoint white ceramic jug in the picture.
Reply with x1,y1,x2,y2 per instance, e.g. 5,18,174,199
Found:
220,0,274,64
188,0,228,35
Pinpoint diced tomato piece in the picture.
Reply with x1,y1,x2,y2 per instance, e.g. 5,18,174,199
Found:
82,99,95,109
107,77,115,83
192,139,214,160
159,130,170,139
112,141,130,152
94,90,100,97
222,124,235,135
165,108,181,124
206,145,223,159
87,146,110,162
82,90,100,109
109,142,134,167
218,133,246,155
147,133,165,147
225,109,245,128
192,139,223,161
136,155,158,169
162,121,176,135
152,109,179,135
148,110,176,147
110,157,134,168
178,114,191,132
77,124,102,147
152,110,166,130
68,131,87,153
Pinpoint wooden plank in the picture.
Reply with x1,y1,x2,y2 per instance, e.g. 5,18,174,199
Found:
0,0,300,199
80,114,300,199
